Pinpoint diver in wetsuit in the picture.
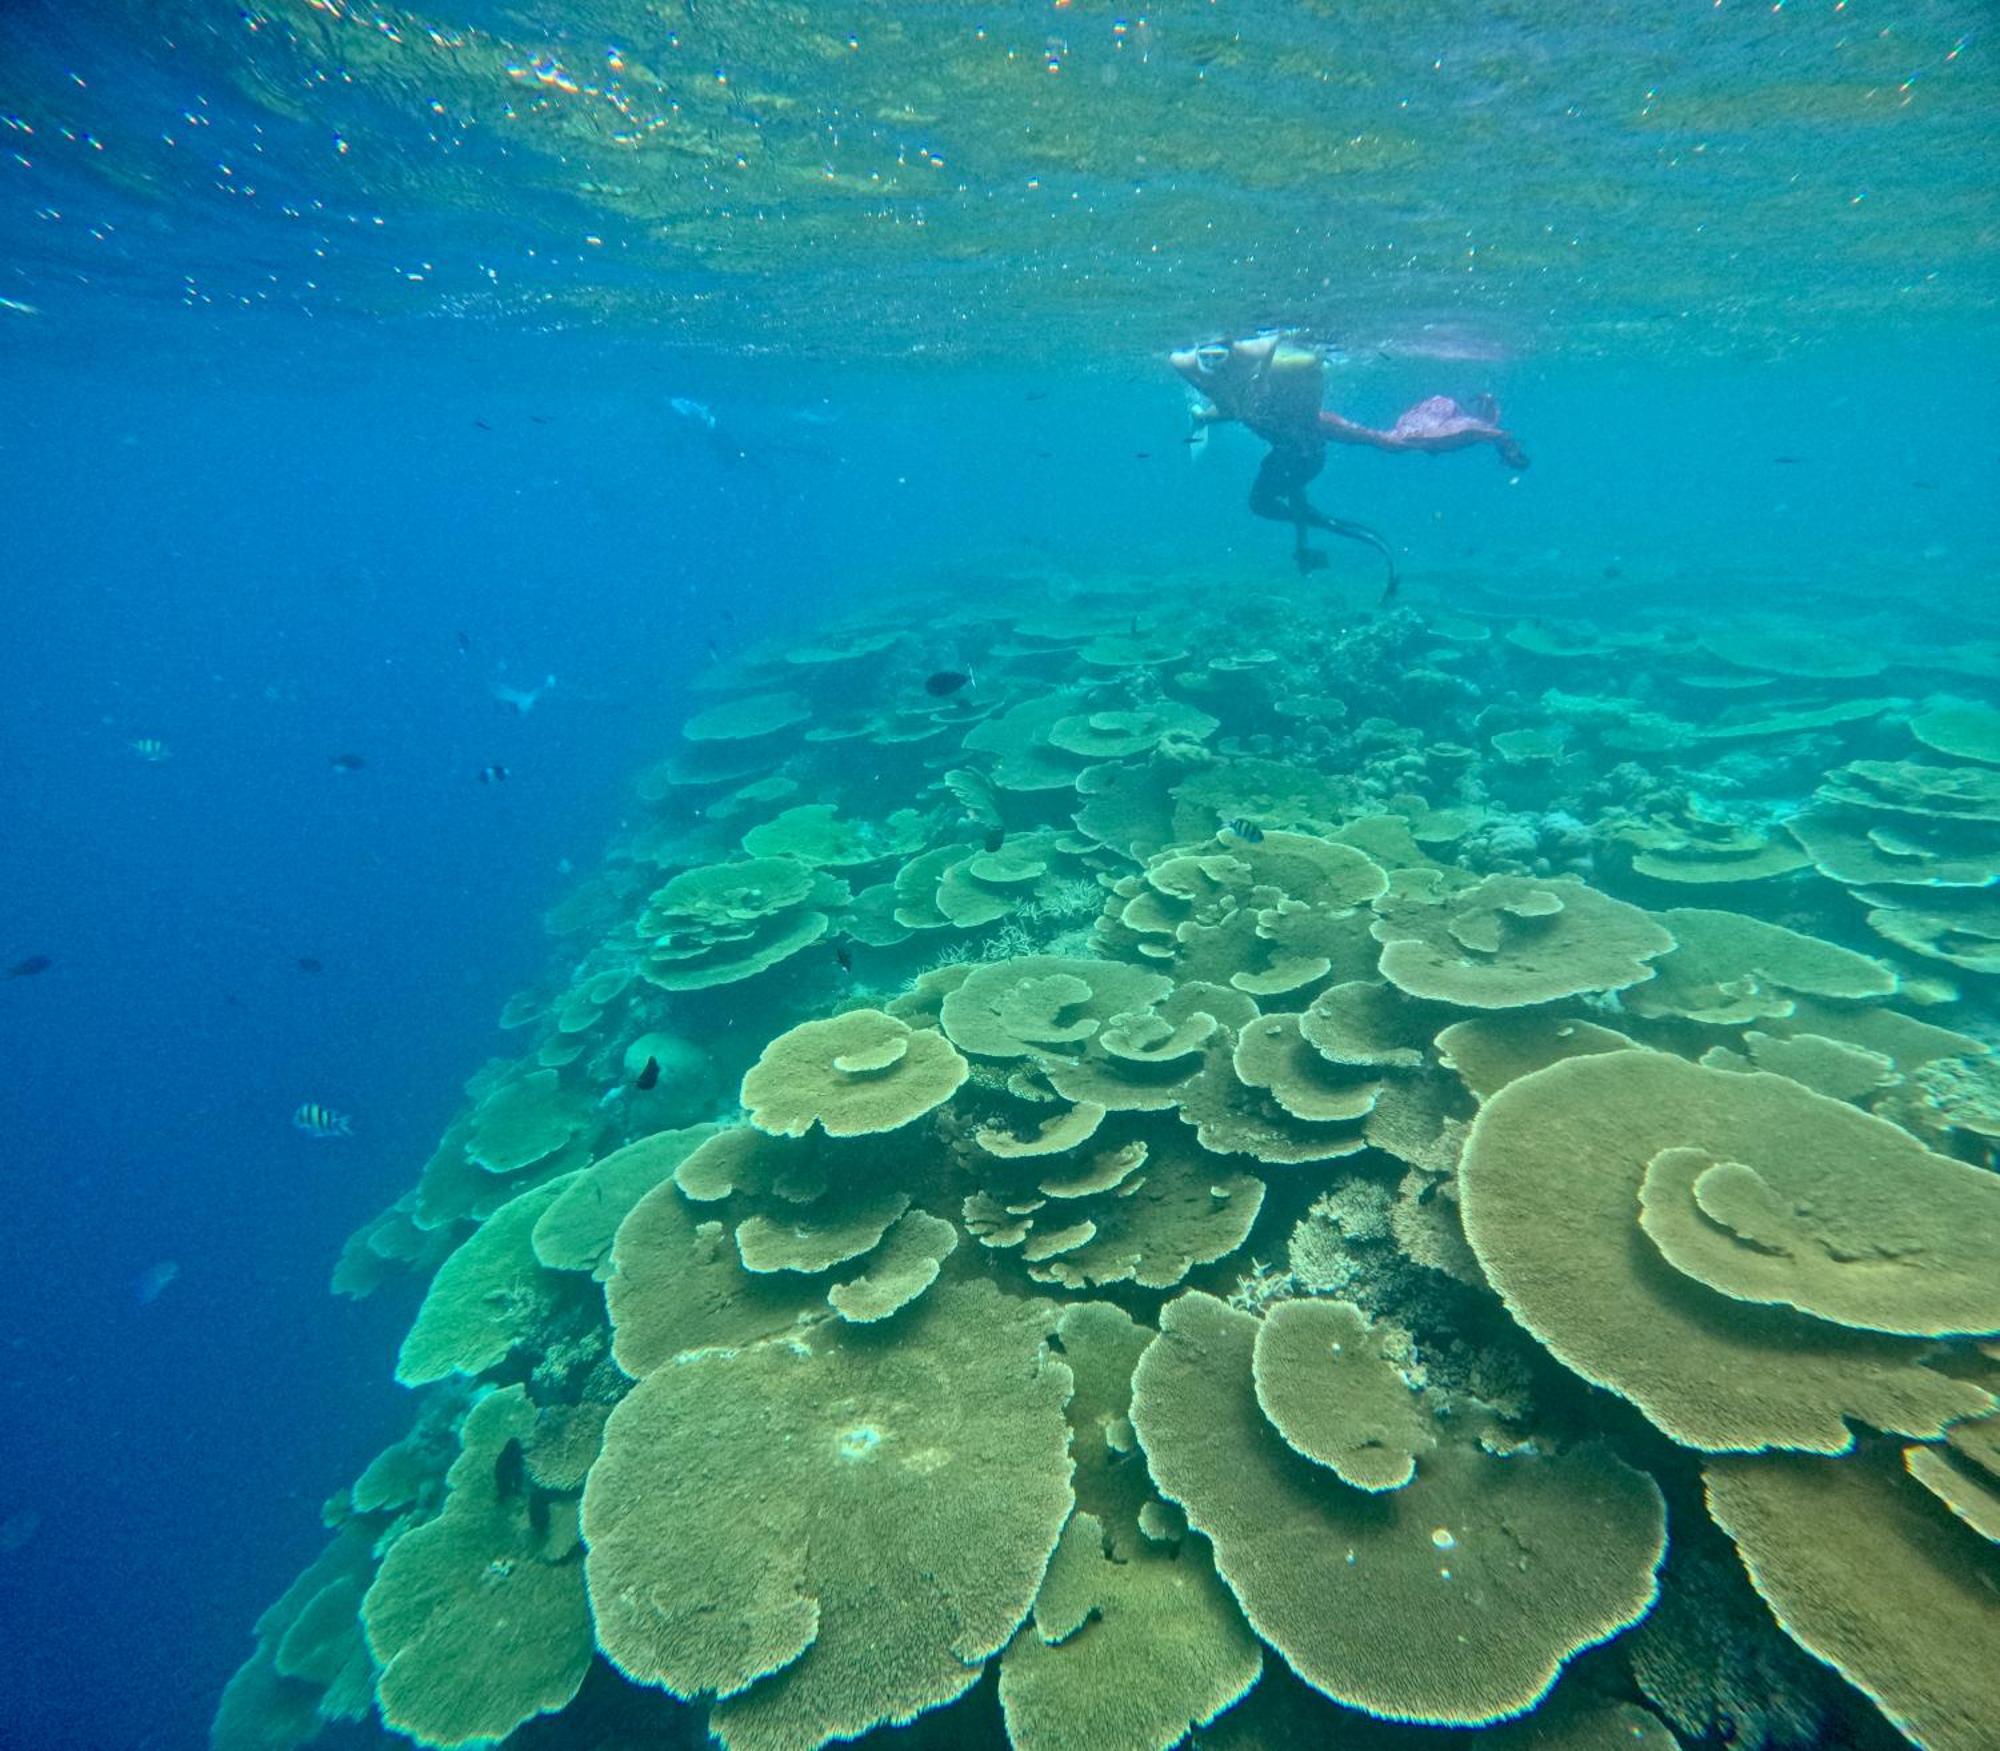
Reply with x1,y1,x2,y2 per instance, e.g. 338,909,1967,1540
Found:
1169,333,1528,599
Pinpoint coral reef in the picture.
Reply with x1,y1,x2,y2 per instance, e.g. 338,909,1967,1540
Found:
220,575,2000,1751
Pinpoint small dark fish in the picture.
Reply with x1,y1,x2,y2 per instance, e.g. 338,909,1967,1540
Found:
296,956,324,974
7,954,52,978
1134,451,1152,460
529,414,552,425
478,764,508,784
1602,565,1623,580
634,1055,661,1091
474,419,493,431
1179,435,1203,444
706,639,721,663
1772,456,1803,465
983,827,1005,854
833,945,853,974
1224,818,1265,844
330,753,366,772
456,630,471,656
1024,390,1049,402
1911,480,1938,491
924,670,972,698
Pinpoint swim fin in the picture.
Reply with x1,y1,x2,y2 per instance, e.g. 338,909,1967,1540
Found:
1324,516,1399,601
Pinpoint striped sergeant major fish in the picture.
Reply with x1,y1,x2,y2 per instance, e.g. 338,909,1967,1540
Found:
129,738,171,762
292,1101,353,1140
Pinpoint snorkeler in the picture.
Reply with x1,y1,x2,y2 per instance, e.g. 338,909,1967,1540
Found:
1170,333,1528,598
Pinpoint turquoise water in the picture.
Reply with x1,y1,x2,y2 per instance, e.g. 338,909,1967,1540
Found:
1,5,1995,1751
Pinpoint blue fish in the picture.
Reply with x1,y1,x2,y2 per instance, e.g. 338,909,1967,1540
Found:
292,1101,353,1139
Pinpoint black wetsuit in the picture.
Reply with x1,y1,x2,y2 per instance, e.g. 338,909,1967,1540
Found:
1248,435,1400,598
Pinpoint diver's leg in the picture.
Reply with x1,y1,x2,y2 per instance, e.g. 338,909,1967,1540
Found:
1250,446,1332,572
1249,448,1399,598
1248,447,1312,523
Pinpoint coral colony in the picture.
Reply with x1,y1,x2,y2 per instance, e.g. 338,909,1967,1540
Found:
221,579,2000,1751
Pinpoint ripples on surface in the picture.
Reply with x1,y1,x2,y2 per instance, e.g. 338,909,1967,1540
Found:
1,0,1992,357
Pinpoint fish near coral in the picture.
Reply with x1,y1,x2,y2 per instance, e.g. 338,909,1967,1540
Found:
292,1101,352,1139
